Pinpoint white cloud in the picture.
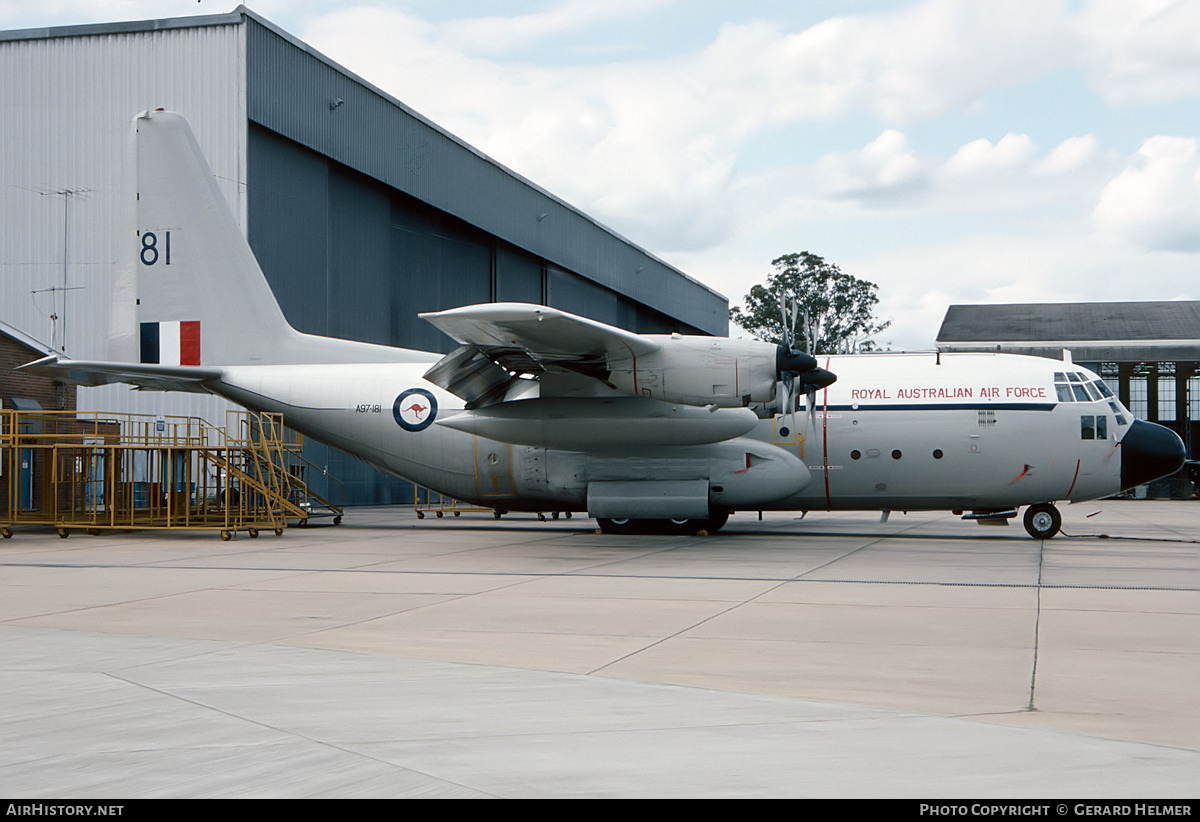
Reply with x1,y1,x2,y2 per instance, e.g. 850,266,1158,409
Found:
1036,135,1104,175
296,1,1104,254
439,0,672,55
944,134,1037,178
1094,135,1200,252
815,130,929,201
1081,0,1200,106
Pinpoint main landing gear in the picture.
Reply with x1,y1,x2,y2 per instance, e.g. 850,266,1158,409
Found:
1023,503,1062,540
595,512,730,536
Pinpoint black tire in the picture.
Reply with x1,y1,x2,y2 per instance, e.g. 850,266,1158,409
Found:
1023,503,1061,539
596,517,639,535
597,514,729,536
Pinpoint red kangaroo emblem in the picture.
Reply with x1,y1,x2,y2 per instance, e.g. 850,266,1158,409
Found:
403,402,429,419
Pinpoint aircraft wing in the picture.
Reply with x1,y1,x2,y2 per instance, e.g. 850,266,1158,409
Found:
18,355,223,393
420,303,662,407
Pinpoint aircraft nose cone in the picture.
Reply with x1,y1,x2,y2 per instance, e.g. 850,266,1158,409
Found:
1120,419,1186,490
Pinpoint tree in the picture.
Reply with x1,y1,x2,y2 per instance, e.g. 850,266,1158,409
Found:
729,252,890,354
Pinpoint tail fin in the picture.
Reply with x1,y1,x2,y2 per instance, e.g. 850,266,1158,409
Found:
111,109,404,366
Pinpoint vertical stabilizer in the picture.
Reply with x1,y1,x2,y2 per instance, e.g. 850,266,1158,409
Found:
112,109,408,367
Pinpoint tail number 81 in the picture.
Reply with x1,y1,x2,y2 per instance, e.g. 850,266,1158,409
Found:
140,230,171,266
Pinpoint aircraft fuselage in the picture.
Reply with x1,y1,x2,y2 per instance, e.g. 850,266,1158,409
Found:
213,350,1170,520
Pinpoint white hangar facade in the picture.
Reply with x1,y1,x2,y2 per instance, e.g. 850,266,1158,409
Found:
0,6,728,504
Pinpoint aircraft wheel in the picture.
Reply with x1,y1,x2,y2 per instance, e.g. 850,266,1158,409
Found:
665,512,730,535
596,515,729,536
1023,504,1062,539
595,517,639,535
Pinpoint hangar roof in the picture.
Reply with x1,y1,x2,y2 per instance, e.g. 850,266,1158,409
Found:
936,301,1200,362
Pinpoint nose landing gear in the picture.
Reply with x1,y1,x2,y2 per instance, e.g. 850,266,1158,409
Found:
1023,503,1062,539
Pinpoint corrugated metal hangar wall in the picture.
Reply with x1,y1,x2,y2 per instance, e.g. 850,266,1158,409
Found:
1,7,727,505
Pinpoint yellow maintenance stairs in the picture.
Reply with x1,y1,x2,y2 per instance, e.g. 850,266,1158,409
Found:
0,409,342,540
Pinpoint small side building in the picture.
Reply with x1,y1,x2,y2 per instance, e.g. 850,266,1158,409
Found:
0,320,74,413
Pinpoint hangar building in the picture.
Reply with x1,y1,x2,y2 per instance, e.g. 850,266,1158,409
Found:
0,6,727,504
937,301,1200,472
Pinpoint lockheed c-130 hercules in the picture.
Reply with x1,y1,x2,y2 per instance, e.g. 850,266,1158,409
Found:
21,110,1187,539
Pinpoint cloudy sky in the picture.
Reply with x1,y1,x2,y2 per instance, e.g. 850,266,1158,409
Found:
5,0,1200,348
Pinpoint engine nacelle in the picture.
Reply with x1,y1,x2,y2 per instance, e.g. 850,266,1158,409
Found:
607,336,778,407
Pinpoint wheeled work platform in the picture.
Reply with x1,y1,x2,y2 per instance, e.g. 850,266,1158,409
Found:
1,409,341,540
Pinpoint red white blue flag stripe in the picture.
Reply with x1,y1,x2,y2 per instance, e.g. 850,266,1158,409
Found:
140,320,201,365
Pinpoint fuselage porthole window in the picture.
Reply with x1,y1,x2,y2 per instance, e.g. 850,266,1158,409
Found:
932,449,943,459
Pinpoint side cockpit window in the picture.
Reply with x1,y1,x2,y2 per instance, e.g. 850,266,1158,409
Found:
1081,414,1110,440
1108,401,1128,426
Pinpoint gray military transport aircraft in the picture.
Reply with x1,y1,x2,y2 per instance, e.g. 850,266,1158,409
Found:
21,110,1187,538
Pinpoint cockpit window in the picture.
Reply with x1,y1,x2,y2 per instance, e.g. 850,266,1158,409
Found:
1108,401,1128,426
1055,371,1110,404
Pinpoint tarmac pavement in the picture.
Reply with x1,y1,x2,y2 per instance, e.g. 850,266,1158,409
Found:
1,500,1197,798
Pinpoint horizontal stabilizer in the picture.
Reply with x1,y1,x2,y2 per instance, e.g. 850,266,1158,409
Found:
18,355,222,393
